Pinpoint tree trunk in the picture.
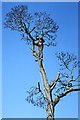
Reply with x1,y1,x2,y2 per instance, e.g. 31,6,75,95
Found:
38,60,54,119
31,44,55,119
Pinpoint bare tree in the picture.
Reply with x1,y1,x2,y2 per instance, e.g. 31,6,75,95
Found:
4,5,80,120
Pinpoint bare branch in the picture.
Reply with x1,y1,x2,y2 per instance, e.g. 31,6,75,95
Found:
44,42,57,47
56,86,66,93
59,88,80,98
29,26,36,33
4,7,59,47
56,52,79,89
26,86,46,109
50,72,60,91
56,52,78,71
53,87,80,107
68,74,80,83
38,81,41,92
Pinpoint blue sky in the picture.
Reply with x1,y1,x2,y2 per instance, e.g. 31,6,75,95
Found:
0,2,2,119
2,2,79,118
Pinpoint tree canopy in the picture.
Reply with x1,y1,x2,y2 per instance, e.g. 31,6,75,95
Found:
4,5,59,46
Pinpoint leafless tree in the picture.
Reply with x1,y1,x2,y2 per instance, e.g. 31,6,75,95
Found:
4,5,80,120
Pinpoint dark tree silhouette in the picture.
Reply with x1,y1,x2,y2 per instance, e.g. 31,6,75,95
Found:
4,5,80,120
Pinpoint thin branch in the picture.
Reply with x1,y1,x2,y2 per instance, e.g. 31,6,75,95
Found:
29,26,36,33
26,86,46,109
22,22,36,41
69,74,80,83
56,86,66,93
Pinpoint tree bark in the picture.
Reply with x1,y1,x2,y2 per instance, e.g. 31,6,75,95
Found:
38,60,54,119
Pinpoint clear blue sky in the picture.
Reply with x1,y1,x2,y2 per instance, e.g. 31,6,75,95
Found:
0,2,2,119
2,2,78,118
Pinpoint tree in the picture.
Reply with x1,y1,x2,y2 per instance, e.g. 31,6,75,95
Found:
4,5,80,120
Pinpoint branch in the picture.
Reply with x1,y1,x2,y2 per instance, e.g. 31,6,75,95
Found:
22,22,39,60
31,43,38,59
69,74,80,83
26,86,46,109
38,81,41,92
59,88,80,98
22,23,39,60
56,52,78,72
53,87,80,107
53,95,60,107
22,22,36,41
44,42,57,47
29,26,36,33
50,72,60,91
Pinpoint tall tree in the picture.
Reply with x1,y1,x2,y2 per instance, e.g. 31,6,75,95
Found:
4,5,80,119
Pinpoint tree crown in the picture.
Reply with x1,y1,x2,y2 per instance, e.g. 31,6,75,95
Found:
4,5,59,46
